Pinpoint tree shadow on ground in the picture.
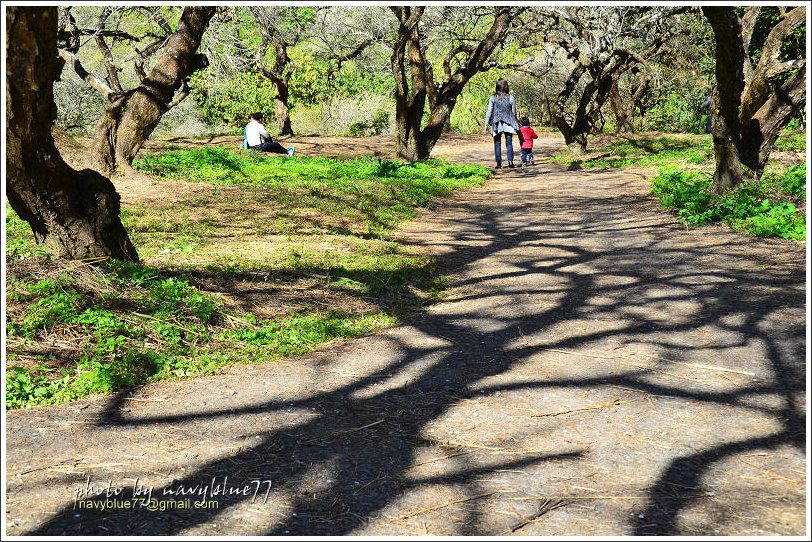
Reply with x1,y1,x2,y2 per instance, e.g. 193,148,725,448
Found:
25,175,805,535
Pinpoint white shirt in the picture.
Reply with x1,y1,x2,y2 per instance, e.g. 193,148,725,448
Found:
245,121,271,147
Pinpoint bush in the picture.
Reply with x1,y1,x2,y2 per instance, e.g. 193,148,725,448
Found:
342,109,390,137
650,165,806,240
644,88,708,133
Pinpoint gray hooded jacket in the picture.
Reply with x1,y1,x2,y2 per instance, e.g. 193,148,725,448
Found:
484,94,519,136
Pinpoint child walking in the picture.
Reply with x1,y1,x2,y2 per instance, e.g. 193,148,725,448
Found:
518,116,538,166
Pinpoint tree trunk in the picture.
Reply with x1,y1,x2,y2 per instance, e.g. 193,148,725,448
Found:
6,6,138,261
250,8,300,137
703,7,747,194
90,7,215,174
609,73,635,132
610,69,650,133
703,6,805,192
740,61,806,172
273,81,293,136
391,7,513,161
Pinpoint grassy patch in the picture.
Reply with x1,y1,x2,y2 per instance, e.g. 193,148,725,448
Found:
7,150,488,408
551,134,713,169
551,132,805,240
650,163,806,240
6,260,395,408
5,203,51,260
133,147,489,237
774,131,806,151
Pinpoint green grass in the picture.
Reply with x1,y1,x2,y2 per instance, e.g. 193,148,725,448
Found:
5,203,51,260
7,149,489,408
551,134,713,169
650,163,806,240
6,260,396,408
551,132,805,240
774,131,806,151
133,147,489,237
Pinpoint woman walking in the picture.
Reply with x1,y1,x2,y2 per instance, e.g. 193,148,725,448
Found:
483,78,520,168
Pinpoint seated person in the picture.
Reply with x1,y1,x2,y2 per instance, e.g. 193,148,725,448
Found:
244,112,294,156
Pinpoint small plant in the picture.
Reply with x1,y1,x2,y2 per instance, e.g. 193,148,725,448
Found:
341,109,390,136
369,109,390,135
344,121,368,137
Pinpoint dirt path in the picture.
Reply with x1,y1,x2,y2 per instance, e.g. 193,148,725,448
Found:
5,135,806,536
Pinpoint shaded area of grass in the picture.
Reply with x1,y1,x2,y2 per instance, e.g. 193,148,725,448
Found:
5,259,396,408
6,205,52,260
7,152,490,408
551,134,713,169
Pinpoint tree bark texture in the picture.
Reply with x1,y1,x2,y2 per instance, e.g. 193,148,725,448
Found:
703,6,747,193
740,60,806,171
390,7,513,161
90,6,216,174
6,7,139,261
703,6,805,192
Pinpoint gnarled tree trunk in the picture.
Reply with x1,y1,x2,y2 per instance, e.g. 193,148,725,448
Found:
90,7,216,174
703,6,806,193
704,7,746,194
6,6,138,261
740,61,806,170
610,67,651,133
391,6,514,161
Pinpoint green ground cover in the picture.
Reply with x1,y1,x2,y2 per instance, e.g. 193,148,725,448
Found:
6,152,490,408
552,132,806,240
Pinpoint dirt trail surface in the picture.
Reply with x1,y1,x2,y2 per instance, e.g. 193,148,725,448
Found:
5,135,806,536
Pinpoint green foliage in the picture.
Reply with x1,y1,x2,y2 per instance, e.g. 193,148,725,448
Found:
650,165,806,240
288,52,391,107
193,71,278,128
5,203,50,259
11,280,84,339
645,87,710,133
774,162,806,200
4,260,400,408
774,131,806,151
225,311,396,356
6,366,60,409
343,109,390,136
192,49,392,130
133,147,491,235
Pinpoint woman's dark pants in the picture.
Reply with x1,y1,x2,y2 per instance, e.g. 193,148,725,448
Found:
493,132,514,167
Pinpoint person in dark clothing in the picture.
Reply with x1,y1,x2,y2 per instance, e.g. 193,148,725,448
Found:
483,78,520,168
701,93,713,134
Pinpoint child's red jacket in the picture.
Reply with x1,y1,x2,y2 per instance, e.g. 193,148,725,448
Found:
519,126,538,149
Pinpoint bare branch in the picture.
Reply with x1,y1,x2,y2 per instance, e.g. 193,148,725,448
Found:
57,48,118,101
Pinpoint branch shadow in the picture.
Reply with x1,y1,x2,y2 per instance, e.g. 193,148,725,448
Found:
23,162,805,535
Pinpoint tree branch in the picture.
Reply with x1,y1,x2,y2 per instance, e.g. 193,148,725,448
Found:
57,48,118,101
